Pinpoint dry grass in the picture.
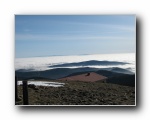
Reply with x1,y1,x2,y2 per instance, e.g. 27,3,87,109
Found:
16,81,135,105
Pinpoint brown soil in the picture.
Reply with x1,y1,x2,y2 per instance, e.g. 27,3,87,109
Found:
58,72,107,82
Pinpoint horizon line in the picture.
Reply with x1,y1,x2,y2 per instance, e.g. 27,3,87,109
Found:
15,52,135,59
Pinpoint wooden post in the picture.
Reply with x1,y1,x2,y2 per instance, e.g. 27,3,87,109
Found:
23,81,29,105
15,76,18,102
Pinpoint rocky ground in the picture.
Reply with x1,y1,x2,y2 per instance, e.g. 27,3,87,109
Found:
15,81,135,105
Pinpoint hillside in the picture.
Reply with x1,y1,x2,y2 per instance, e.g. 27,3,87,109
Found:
16,81,135,105
15,67,99,80
58,72,107,82
15,67,133,80
106,74,135,87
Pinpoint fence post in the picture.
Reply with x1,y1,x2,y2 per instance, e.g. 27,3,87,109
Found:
23,80,29,105
15,76,18,102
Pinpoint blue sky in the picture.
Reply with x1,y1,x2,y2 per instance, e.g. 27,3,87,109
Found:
15,15,135,58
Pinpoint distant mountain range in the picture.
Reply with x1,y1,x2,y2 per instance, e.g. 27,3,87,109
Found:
15,66,135,87
15,67,98,80
49,60,129,68
15,60,135,87
16,66,134,79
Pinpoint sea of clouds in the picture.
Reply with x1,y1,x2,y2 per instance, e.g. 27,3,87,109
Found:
15,53,135,72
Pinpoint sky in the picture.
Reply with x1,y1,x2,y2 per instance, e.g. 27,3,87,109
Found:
15,15,135,58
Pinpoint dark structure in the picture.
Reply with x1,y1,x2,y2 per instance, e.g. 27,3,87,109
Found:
86,73,90,76
15,76,18,102
23,81,29,105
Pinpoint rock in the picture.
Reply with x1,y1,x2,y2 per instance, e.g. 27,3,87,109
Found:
28,84,38,90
